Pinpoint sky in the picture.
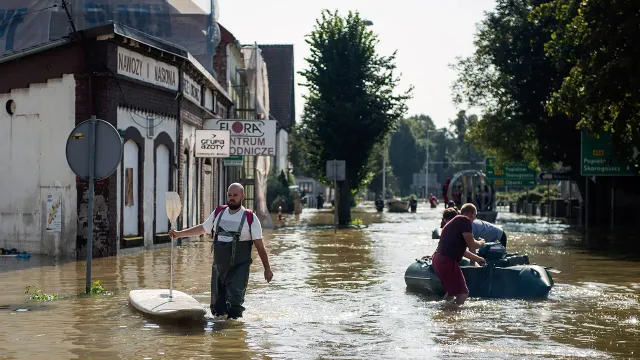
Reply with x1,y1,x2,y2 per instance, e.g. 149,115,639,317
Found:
195,0,496,129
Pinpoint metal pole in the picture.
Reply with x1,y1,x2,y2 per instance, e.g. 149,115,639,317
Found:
86,115,96,294
610,178,614,229
569,181,573,221
585,176,589,245
334,160,338,233
547,180,550,223
382,146,386,200
425,130,429,203
170,220,173,300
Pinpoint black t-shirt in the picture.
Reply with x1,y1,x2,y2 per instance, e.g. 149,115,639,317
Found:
435,215,472,261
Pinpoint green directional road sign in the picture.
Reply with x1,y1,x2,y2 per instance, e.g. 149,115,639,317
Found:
581,131,635,176
223,155,243,167
491,179,537,187
485,157,538,181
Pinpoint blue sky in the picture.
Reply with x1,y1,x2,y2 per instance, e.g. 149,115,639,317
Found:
196,0,496,129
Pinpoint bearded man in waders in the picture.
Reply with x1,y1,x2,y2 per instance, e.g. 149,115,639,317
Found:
169,183,273,319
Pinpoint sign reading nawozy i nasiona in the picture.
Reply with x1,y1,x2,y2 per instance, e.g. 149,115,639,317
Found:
581,131,636,176
195,130,230,158
204,119,276,156
117,46,179,91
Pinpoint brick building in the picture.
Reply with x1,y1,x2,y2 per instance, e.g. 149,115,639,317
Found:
0,23,233,258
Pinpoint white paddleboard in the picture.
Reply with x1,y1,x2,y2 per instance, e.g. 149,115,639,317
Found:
128,289,206,320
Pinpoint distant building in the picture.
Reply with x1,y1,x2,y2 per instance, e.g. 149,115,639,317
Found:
259,45,296,173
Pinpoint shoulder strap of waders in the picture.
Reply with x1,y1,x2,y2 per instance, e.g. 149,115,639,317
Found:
211,206,228,254
245,209,253,240
230,210,247,267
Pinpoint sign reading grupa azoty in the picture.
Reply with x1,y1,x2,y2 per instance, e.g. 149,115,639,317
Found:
205,119,277,156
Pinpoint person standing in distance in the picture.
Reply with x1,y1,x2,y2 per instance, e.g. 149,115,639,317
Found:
432,203,486,306
169,183,273,319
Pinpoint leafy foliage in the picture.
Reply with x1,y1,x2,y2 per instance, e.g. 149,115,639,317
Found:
535,0,640,168
389,118,426,195
299,10,412,224
451,0,577,172
25,285,59,302
267,170,296,213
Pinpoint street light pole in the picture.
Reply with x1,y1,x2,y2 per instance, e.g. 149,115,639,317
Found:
382,145,386,200
425,129,430,202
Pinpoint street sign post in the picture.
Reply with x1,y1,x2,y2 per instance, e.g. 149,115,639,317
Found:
485,157,538,181
485,158,538,190
223,155,243,167
491,179,537,187
326,160,346,232
66,116,123,294
539,172,572,181
580,131,636,176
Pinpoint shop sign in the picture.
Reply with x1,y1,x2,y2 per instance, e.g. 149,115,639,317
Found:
117,46,179,91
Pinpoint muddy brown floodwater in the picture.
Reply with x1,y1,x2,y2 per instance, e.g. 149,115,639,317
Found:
0,205,638,359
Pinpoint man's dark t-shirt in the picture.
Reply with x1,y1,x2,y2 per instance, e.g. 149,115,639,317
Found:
435,215,473,261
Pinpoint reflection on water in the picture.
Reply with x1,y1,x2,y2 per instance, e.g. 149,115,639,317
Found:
0,205,638,359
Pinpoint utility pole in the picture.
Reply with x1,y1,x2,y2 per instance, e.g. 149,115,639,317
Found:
382,144,386,200
425,129,430,202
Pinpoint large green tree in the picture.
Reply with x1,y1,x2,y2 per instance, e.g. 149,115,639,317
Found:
298,10,411,224
449,111,484,167
451,0,577,174
537,0,640,170
389,118,427,195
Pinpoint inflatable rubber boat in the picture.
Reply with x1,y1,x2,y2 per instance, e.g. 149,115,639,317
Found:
404,243,554,299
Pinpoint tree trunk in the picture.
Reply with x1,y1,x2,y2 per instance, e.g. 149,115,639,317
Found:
338,181,352,225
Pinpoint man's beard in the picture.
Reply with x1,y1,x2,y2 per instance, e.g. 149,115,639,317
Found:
227,201,241,210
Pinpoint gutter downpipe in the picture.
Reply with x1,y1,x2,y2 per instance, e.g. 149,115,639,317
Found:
177,63,184,216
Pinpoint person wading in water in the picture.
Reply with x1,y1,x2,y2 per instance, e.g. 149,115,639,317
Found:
170,183,273,319
431,203,485,306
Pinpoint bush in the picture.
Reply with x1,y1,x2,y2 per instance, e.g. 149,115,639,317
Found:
498,185,561,205
267,170,296,213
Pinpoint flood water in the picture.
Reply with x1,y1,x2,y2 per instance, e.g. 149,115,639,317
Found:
1,204,638,359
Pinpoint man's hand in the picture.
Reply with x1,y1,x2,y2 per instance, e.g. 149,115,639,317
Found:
477,257,487,266
169,229,179,239
264,268,273,283
478,239,486,248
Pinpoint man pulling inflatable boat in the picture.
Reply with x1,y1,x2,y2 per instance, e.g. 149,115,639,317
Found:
407,203,555,302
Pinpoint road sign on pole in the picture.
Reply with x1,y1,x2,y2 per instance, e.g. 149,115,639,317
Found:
66,116,123,294
485,157,538,186
539,172,572,181
326,160,346,181
326,160,346,232
580,131,636,176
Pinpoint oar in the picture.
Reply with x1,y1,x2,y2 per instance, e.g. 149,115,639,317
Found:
165,192,182,300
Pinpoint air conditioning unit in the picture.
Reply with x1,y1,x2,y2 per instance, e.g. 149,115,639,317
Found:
147,117,154,138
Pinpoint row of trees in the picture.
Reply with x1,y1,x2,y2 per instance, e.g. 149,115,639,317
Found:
368,111,485,197
452,0,639,183
289,10,490,224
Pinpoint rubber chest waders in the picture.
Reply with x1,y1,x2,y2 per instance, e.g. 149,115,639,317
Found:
210,209,253,319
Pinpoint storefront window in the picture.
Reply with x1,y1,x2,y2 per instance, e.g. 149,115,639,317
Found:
243,156,255,179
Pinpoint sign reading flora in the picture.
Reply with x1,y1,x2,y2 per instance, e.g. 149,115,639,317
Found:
581,131,635,176
195,130,230,158
205,119,276,156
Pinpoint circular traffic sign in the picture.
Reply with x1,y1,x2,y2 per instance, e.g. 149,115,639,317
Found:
65,118,123,181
